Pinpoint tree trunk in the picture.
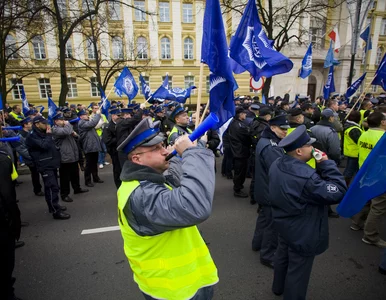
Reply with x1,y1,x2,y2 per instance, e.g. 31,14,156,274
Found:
58,44,69,106
262,77,272,98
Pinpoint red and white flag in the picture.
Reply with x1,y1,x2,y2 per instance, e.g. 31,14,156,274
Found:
328,25,341,53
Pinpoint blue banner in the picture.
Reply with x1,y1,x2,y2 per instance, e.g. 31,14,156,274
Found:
360,25,372,52
345,72,367,98
299,44,313,79
48,97,58,125
20,86,30,115
139,74,152,101
371,53,386,91
114,67,139,101
323,65,335,100
324,41,340,68
99,88,111,117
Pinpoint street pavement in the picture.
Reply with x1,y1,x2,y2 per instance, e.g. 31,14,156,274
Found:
13,158,386,300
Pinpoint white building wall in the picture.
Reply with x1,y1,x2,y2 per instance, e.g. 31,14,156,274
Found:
172,0,182,64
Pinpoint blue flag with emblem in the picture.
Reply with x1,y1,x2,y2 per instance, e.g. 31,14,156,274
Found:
337,133,386,217
324,41,340,68
345,72,367,98
371,53,386,91
99,88,111,117
360,25,372,52
151,85,196,104
299,44,313,79
202,0,237,128
323,65,335,100
48,96,58,125
150,75,169,102
229,0,293,81
114,67,139,102
139,74,152,101
21,86,29,115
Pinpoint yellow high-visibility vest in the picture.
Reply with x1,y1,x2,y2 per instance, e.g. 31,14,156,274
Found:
287,127,316,168
167,126,192,145
343,125,363,158
358,129,385,168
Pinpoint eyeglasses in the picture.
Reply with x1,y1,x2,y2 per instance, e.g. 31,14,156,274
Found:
133,144,165,155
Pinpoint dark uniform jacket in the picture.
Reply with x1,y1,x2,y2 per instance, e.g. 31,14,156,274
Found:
249,117,269,150
25,126,61,172
206,129,220,154
153,115,171,134
269,157,347,256
116,113,142,146
102,120,119,155
254,128,284,206
228,118,251,158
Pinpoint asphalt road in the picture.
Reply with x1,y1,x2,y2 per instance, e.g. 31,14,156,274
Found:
13,159,386,300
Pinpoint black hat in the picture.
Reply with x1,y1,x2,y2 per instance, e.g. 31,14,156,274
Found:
259,107,273,117
33,115,48,124
278,125,316,152
269,115,290,129
301,103,313,111
169,106,187,120
117,117,165,154
288,108,303,117
109,108,121,115
20,117,32,125
121,108,133,114
77,110,87,117
235,107,248,115
53,112,64,121
25,109,38,117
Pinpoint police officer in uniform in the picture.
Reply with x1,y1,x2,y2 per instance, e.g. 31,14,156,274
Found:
116,117,218,299
167,106,191,146
269,125,346,300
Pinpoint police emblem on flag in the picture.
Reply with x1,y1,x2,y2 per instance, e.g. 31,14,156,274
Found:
123,76,134,94
209,75,226,91
169,88,187,98
304,56,312,70
242,27,270,69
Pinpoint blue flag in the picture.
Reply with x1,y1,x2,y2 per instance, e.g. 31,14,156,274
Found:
152,85,196,104
114,67,139,101
150,75,170,102
371,53,386,91
324,41,340,68
20,86,30,115
201,0,237,128
323,65,335,100
345,72,367,98
299,44,313,79
261,94,266,105
0,93,3,111
229,0,293,81
360,25,372,52
337,133,386,218
139,74,152,101
291,94,299,108
48,97,58,125
99,88,111,117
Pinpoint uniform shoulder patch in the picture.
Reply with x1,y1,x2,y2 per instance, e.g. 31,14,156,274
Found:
326,184,339,193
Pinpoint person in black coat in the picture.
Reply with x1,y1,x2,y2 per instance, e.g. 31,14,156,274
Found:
25,116,70,220
269,125,346,300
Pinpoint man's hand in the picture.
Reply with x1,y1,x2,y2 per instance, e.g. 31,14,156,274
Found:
313,148,328,163
46,125,52,134
174,135,196,156
64,121,69,125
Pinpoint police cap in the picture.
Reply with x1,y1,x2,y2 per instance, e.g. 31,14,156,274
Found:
169,106,187,121
77,110,87,117
53,112,64,120
259,107,273,117
278,125,316,152
33,115,48,124
288,108,303,117
268,115,290,129
250,104,260,111
20,117,32,125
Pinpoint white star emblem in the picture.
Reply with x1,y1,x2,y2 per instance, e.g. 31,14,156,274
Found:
242,27,267,69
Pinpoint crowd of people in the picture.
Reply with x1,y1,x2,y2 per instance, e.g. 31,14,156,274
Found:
1,90,386,300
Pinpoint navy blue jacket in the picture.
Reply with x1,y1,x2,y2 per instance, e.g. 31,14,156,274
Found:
254,128,284,205
25,126,61,172
269,156,347,256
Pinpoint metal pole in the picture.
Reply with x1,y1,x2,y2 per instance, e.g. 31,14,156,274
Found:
348,0,363,87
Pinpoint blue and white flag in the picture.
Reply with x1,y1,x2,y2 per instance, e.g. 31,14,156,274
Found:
150,75,170,102
99,88,111,117
324,41,340,68
48,96,58,125
139,74,152,101
202,0,237,128
152,85,196,104
299,44,313,79
345,72,367,98
323,65,336,100
360,25,372,52
20,86,29,115
229,0,293,81
114,67,139,101
371,53,386,91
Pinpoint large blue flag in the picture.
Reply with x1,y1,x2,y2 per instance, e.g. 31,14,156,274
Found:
152,85,196,103
360,25,372,52
48,96,58,125
299,44,313,79
99,88,111,117
139,74,152,101
114,67,139,101
201,0,236,128
150,75,169,102
345,72,367,98
337,133,386,217
371,53,386,91
324,41,340,68
323,65,335,100
229,0,293,81
20,86,29,115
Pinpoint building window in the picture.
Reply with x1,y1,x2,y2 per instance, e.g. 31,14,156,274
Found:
371,85,377,93
206,76,210,93
87,38,96,59
376,47,383,65
134,1,146,21
67,77,78,98
163,76,172,89
112,36,124,59
139,76,149,94
10,79,23,100
90,77,100,97
137,37,148,59
32,36,46,59
65,40,73,58
161,37,171,59
185,76,195,94
58,0,67,17
109,1,121,20
381,19,386,36
38,78,52,99
309,18,326,49
182,3,193,23
5,35,17,59
184,37,194,59
159,2,170,22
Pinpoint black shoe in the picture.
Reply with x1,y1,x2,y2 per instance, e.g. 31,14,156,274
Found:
15,241,25,249
379,267,386,275
85,183,94,187
226,175,233,179
62,196,73,203
35,191,44,196
234,191,249,198
60,206,67,211
53,212,71,220
94,180,104,183
328,211,340,218
260,259,274,269
21,221,29,227
74,188,89,194
272,291,283,296
250,199,257,205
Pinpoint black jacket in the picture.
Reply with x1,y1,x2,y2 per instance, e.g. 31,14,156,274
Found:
250,117,269,150
228,118,251,158
102,120,118,155
206,129,220,153
25,125,61,172
116,113,142,146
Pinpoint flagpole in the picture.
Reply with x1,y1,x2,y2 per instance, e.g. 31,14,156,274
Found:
105,85,115,99
199,98,210,124
195,63,204,127
361,11,374,92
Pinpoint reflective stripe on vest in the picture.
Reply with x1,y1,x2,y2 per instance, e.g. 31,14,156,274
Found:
6,155,18,181
9,111,24,120
287,127,316,168
117,180,218,300
167,126,192,144
343,125,363,158
358,129,384,168
96,114,107,137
